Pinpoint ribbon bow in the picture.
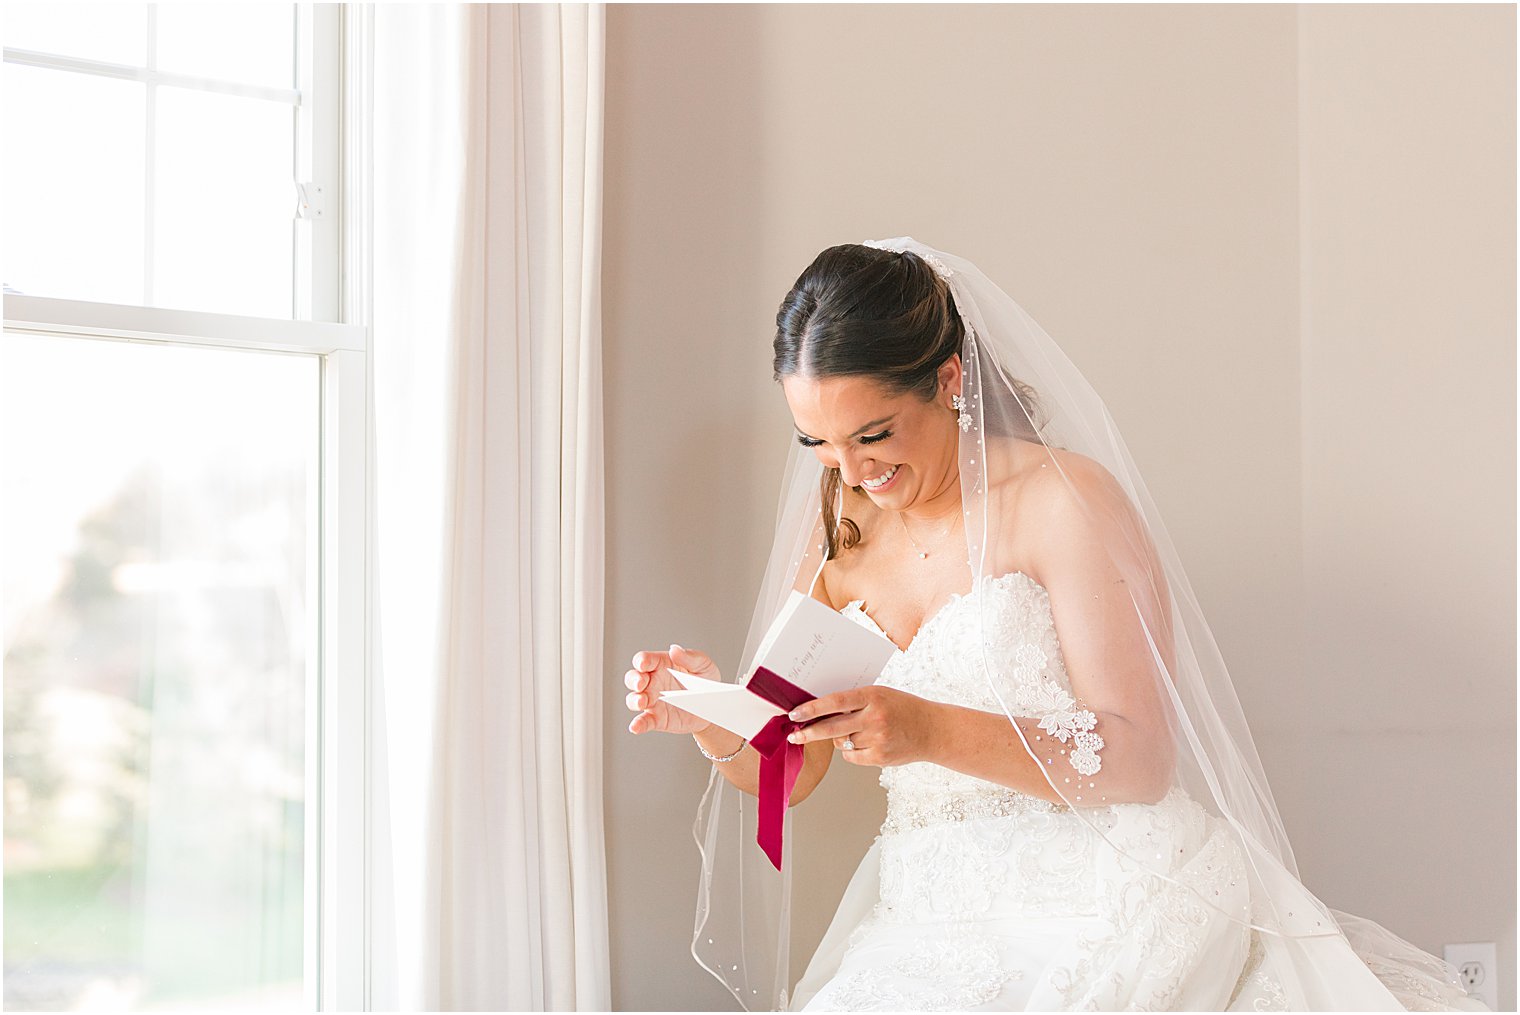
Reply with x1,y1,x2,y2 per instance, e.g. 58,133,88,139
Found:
745,666,827,871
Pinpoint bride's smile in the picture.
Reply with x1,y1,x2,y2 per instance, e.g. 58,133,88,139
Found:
780,367,964,516
860,463,898,490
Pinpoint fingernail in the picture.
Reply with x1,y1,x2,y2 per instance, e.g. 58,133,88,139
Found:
788,709,803,721
787,732,801,743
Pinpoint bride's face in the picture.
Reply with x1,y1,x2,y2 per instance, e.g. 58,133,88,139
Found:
781,363,961,509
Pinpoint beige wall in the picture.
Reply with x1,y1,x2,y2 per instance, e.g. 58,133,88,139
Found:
601,5,1515,1010
1286,4,1516,1007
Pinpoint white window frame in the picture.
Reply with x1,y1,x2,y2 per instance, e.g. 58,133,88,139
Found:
2,4,374,1009
3,4,342,321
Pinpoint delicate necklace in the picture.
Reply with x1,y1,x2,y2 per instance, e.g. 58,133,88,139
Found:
898,511,956,560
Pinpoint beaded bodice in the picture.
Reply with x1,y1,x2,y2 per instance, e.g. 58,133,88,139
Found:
840,570,1076,834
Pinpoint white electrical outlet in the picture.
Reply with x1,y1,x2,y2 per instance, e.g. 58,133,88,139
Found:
1443,942,1498,1009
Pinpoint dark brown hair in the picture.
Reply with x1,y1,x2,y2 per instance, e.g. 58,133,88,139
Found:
775,245,963,399
774,244,1046,558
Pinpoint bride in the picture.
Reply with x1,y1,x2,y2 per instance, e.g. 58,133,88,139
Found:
624,238,1487,1011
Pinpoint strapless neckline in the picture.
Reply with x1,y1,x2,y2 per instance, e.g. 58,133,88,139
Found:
839,570,1046,655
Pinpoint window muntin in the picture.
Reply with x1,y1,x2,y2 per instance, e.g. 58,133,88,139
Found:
2,3,319,320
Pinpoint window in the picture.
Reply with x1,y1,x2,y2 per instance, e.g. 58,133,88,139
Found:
3,5,368,1010
3,2,338,320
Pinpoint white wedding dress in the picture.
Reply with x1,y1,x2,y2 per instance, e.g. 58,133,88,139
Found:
787,571,1484,1012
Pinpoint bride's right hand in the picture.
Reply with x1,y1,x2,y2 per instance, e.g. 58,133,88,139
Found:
625,644,721,735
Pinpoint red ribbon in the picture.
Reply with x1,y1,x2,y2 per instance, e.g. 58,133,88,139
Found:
746,666,830,871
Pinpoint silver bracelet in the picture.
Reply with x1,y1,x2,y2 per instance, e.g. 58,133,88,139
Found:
696,730,746,762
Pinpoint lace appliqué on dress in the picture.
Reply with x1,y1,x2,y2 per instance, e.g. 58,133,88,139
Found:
811,933,1022,1012
1228,932,1290,1011
816,574,1110,1011
1046,797,1253,1011
877,817,1020,924
833,573,1278,1010
862,573,1108,823
839,573,1105,926
1029,680,1106,777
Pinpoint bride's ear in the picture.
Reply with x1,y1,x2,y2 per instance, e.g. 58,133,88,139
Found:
938,353,963,402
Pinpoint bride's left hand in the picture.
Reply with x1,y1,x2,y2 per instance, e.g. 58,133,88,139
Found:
784,686,942,767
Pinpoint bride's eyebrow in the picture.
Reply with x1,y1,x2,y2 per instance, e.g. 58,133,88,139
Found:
795,414,897,442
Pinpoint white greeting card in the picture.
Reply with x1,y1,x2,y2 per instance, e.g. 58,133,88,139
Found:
659,590,898,740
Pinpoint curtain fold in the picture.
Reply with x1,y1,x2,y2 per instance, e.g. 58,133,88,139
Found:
370,4,609,1009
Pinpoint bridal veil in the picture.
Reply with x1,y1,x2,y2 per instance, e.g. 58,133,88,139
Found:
686,237,1482,1012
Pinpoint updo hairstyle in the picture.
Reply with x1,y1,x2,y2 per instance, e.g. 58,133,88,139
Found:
773,244,1045,557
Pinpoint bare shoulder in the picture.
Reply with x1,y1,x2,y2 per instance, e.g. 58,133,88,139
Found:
985,440,1118,519
1009,446,1139,584
1019,446,1128,511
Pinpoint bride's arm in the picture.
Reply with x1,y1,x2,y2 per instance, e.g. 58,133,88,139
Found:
695,724,835,804
920,705,1168,806
926,456,1177,807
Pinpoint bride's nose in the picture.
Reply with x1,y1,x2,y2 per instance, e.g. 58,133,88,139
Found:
835,449,877,488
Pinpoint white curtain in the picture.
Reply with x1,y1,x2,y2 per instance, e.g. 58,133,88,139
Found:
369,4,609,1009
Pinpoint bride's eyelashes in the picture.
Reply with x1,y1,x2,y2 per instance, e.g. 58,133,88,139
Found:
795,431,894,448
